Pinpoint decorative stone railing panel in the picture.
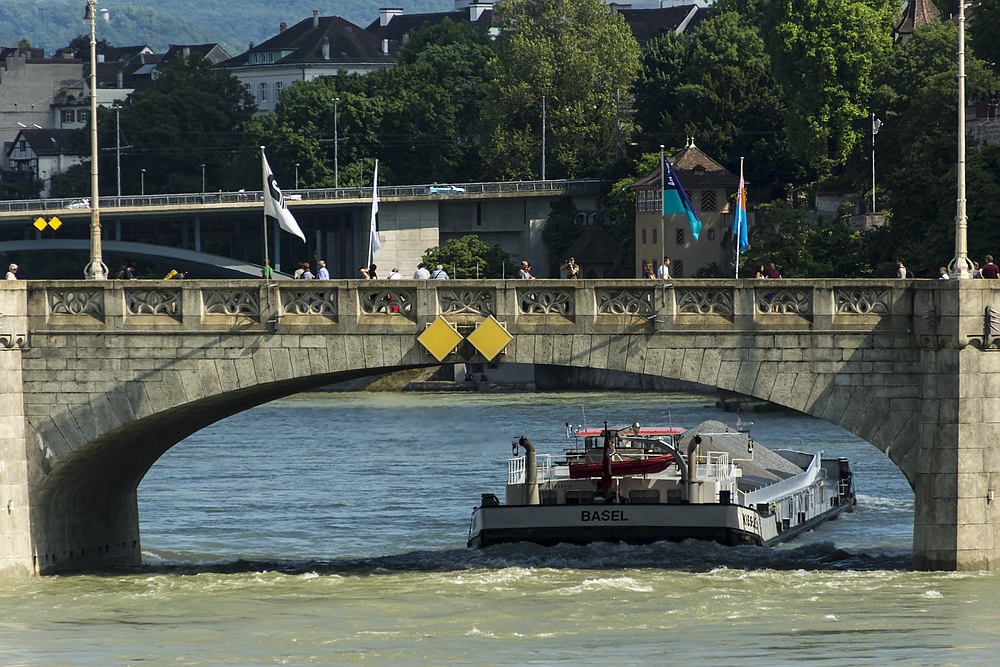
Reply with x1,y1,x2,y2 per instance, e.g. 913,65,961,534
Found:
596,288,653,316
48,289,104,317
518,289,574,316
126,289,180,317
439,289,495,317
281,290,338,318
676,289,733,317
203,290,260,317
360,288,415,320
756,288,811,315
836,288,891,315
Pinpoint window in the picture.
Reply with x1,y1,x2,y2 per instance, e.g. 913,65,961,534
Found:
78,109,89,123
259,82,269,102
652,227,657,244
274,81,283,99
61,109,75,123
674,260,684,278
642,228,647,244
243,83,252,97
676,227,685,245
707,228,715,241
701,189,716,211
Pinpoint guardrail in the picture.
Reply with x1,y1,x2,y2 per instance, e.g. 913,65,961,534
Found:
0,179,602,214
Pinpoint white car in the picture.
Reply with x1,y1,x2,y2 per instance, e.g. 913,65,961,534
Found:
428,185,465,195
66,198,90,209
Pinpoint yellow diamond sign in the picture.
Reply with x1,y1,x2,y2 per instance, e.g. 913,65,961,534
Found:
48,216,62,230
418,316,463,362
467,315,512,362
33,217,47,231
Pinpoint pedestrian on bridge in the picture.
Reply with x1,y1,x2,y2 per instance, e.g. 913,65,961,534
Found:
316,261,329,280
982,256,999,279
5,263,17,280
431,265,449,279
413,264,430,279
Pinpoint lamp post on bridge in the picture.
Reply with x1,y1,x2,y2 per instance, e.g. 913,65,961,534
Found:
333,97,339,189
950,0,972,279
84,0,107,279
140,168,145,196
295,162,299,190
201,163,206,194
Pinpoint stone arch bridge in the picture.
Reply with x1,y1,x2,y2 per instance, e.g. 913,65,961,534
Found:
1,278,998,575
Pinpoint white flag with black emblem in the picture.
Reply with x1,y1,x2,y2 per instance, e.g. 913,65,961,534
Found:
262,151,305,242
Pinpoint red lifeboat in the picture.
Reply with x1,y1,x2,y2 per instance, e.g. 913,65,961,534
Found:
568,454,675,479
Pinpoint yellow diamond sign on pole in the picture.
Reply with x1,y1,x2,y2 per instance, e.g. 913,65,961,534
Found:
33,217,47,231
467,315,513,362
418,316,463,362
48,216,62,230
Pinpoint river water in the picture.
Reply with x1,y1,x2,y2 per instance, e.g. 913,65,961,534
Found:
2,391,998,665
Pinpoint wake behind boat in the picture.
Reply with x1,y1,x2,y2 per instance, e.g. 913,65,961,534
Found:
467,420,856,549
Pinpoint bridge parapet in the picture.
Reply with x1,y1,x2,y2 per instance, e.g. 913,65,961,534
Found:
20,279,912,341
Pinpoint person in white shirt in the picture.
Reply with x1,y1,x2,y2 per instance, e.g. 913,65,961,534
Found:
316,260,329,280
387,268,402,280
5,263,16,280
518,260,534,279
657,256,671,279
430,264,449,279
413,265,431,279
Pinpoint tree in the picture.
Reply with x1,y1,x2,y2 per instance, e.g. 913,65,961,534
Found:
970,0,1000,74
420,235,515,278
482,0,641,180
633,11,807,199
754,0,896,174
108,56,256,195
540,197,584,277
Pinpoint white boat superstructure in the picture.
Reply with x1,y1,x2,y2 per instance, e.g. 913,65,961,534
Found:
468,420,856,548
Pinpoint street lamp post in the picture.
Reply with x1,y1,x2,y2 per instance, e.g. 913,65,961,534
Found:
295,162,299,190
541,95,546,181
201,163,206,193
84,0,106,279
140,168,145,195
114,104,121,197
333,97,339,189
950,0,971,279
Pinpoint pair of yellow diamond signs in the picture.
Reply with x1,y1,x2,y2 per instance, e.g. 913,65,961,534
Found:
417,315,512,362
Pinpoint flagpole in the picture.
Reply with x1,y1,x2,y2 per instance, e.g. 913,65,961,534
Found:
260,146,270,276
367,159,378,269
871,113,877,213
659,145,665,278
735,157,743,279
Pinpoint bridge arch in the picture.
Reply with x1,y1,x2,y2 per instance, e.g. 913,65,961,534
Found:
3,278,997,573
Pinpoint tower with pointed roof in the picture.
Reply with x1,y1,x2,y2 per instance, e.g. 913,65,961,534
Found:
630,139,742,278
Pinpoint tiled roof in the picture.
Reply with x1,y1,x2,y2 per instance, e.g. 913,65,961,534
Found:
631,144,738,189
217,15,399,68
896,0,942,38
612,5,706,44
365,10,496,42
7,129,80,157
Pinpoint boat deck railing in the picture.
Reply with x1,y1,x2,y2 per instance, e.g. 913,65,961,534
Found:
508,455,556,485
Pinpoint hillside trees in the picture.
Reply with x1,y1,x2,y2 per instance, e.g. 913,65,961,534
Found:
482,0,640,180
100,56,256,194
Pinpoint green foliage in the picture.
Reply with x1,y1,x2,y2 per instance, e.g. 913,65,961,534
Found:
104,56,256,195
420,235,515,279
602,152,661,277
483,0,641,180
0,176,43,200
540,198,585,277
737,202,863,278
754,0,896,174
970,0,1000,74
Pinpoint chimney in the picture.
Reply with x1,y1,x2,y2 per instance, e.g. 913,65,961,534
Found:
469,2,492,22
96,54,105,63
116,70,123,88
322,36,330,60
279,22,287,32
381,39,389,55
313,10,319,28
379,8,403,27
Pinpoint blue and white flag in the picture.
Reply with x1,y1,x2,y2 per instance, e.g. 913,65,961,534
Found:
662,156,703,242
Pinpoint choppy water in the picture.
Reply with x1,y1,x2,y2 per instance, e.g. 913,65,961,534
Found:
2,391,998,666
